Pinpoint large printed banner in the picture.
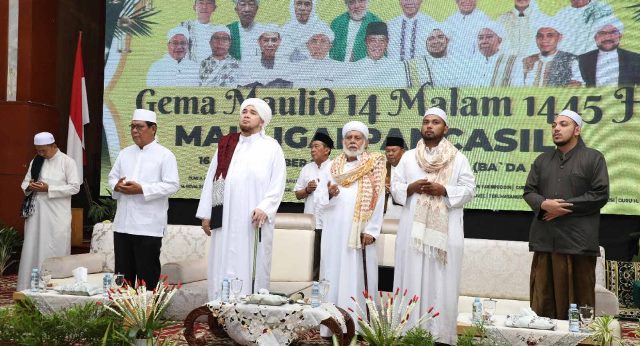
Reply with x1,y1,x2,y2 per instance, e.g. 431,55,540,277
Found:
103,0,640,215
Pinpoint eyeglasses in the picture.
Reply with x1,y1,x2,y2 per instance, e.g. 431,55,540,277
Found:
129,124,148,131
596,29,620,37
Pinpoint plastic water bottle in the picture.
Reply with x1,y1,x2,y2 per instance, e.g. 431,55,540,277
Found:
472,297,483,323
221,278,230,303
30,268,39,292
311,281,320,308
568,303,580,332
103,273,112,297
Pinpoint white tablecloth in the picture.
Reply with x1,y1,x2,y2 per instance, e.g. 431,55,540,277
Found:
206,300,346,345
458,313,591,346
22,290,108,315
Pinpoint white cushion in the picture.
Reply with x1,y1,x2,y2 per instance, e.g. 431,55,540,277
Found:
377,233,396,267
270,228,315,282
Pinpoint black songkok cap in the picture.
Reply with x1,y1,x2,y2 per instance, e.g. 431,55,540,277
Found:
312,132,334,149
366,22,388,37
385,136,406,149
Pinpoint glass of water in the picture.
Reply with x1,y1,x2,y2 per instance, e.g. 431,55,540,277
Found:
319,279,330,303
230,277,243,302
579,305,594,331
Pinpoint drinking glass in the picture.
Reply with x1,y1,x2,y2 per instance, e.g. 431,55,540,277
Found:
230,277,243,302
40,269,52,292
114,274,126,289
319,279,330,303
579,305,594,331
482,298,497,324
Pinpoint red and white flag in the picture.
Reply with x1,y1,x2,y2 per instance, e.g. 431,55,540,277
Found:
67,32,90,179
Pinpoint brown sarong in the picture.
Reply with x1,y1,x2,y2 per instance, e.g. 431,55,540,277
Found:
530,252,596,320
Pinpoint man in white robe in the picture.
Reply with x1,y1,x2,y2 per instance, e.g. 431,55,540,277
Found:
239,26,293,87
294,132,334,279
109,109,180,289
291,28,345,87
555,0,615,56
387,0,435,61
281,0,331,62
391,107,476,345
17,132,80,290
497,0,548,57
317,121,386,335
227,0,267,61
443,0,490,57
197,98,286,300
180,0,218,63
146,27,200,87
468,22,520,87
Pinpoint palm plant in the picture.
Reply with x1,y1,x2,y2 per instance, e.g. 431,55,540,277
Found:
105,0,160,64
588,315,619,346
0,225,21,275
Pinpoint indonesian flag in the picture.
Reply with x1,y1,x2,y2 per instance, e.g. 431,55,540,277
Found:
67,32,90,179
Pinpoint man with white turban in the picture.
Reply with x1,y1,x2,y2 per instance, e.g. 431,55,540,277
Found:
555,0,616,56
197,98,286,300
146,27,200,87
578,16,640,87
199,26,243,87
524,109,609,319
391,107,475,344
17,132,81,290
108,109,180,289
468,22,520,86
316,120,386,336
291,27,346,87
239,26,294,87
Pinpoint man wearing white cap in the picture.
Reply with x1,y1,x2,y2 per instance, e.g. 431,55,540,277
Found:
391,107,475,344
239,26,294,87
108,109,180,289
578,16,640,87
17,132,81,290
146,27,200,87
199,26,243,87
316,120,386,333
521,20,584,87
468,22,520,86
180,0,218,63
524,109,609,320
291,28,346,87
196,98,285,300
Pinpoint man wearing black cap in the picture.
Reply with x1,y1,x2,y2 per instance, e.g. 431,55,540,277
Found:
347,21,408,87
294,131,334,278
384,136,405,219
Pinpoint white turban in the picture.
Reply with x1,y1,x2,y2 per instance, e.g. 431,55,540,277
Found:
34,132,55,145
132,109,157,123
478,21,507,40
534,17,564,36
342,121,369,139
240,98,273,130
307,24,335,43
592,16,624,37
259,24,282,39
424,107,448,124
557,109,582,127
167,27,190,42
210,25,231,38
426,23,452,38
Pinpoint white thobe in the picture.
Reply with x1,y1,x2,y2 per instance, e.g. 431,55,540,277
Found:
387,13,436,61
345,19,362,62
237,23,268,61
595,49,619,87
384,166,402,220
555,3,614,56
108,141,180,237
317,157,384,334
294,159,332,229
443,10,491,57
391,149,475,345
281,20,332,63
467,51,520,87
181,20,216,63
497,7,548,57
342,57,408,88
291,58,346,87
17,151,80,290
238,57,293,86
146,54,200,87
196,132,286,300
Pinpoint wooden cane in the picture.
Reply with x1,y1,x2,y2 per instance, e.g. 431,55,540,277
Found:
252,227,260,293
361,241,370,322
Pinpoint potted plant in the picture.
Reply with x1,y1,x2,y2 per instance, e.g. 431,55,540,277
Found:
99,275,181,345
87,189,117,224
349,288,440,346
0,224,21,275
588,315,619,346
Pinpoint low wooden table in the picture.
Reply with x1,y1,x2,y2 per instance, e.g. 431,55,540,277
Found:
184,300,355,346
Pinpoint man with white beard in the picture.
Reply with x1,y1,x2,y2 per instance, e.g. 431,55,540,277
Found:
316,121,386,337
392,107,475,344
